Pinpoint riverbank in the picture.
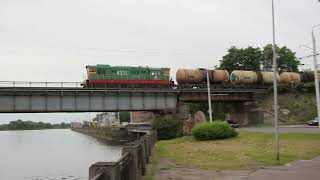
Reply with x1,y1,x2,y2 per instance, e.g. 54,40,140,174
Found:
71,126,130,145
150,131,320,180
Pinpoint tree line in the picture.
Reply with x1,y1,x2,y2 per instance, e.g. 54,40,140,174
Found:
0,119,70,131
218,44,300,73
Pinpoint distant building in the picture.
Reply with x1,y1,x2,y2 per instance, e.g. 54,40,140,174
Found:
93,112,120,126
83,121,91,127
70,122,82,128
132,111,155,123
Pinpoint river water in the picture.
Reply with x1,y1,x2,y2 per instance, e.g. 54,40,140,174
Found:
0,129,122,180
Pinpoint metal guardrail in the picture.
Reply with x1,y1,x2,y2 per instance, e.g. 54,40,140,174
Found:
0,81,270,95
0,81,83,88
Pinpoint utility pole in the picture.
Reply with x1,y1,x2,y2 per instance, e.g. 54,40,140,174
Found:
312,24,320,128
130,112,133,123
272,0,280,161
206,70,212,122
117,112,120,125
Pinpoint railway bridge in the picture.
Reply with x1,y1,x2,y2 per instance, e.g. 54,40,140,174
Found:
0,81,269,113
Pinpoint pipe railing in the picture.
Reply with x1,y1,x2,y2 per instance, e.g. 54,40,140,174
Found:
0,81,84,88
89,172,104,180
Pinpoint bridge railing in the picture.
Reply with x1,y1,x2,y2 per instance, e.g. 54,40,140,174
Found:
0,81,84,88
89,172,104,180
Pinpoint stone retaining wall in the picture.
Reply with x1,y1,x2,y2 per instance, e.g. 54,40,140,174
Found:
72,126,157,180
72,127,133,145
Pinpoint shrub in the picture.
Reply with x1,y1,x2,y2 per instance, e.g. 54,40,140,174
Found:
152,117,183,140
192,121,238,141
296,82,315,93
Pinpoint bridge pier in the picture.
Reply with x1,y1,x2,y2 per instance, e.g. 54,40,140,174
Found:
226,102,263,125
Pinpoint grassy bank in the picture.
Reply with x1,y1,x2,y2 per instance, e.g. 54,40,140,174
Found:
154,132,320,170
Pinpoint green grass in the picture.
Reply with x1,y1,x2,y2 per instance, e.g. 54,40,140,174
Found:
154,132,320,170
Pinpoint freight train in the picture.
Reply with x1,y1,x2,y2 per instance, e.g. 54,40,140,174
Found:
83,64,315,88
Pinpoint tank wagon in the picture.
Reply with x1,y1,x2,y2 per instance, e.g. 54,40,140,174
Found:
84,64,173,88
279,72,301,84
176,69,315,87
176,69,229,88
230,71,280,85
176,69,279,87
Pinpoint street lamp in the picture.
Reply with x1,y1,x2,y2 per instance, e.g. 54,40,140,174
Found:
312,24,320,128
271,0,280,161
206,69,213,123
298,45,319,71
299,45,314,51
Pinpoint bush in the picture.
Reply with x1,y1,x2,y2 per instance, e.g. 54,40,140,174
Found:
192,121,238,141
152,117,183,140
296,82,315,93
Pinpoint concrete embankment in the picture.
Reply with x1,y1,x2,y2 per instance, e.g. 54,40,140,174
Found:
72,126,131,145
72,126,157,180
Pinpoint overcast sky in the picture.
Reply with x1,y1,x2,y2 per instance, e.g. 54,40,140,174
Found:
0,0,319,124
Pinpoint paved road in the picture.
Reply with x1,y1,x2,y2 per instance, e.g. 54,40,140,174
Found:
239,126,320,133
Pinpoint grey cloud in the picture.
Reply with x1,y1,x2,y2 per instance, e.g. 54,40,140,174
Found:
0,0,319,123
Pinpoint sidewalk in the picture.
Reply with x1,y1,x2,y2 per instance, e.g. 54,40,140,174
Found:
239,126,320,133
247,157,320,180
156,157,320,180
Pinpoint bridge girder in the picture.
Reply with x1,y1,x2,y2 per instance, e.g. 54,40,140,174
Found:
0,88,177,113
0,87,267,113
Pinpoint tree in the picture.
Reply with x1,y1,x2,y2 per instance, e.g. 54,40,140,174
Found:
189,102,228,120
218,45,300,73
119,112,130,123
8,119,24,129
262,44,300,73
1,120,70,131
219,46,262,72
60,122,69,128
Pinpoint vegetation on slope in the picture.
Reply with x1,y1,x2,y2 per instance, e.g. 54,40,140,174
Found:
258,92,317,123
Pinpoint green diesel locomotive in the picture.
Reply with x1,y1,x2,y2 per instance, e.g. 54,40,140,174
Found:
84,64,173,88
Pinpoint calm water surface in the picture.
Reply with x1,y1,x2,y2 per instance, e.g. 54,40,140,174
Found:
0,129,122,180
